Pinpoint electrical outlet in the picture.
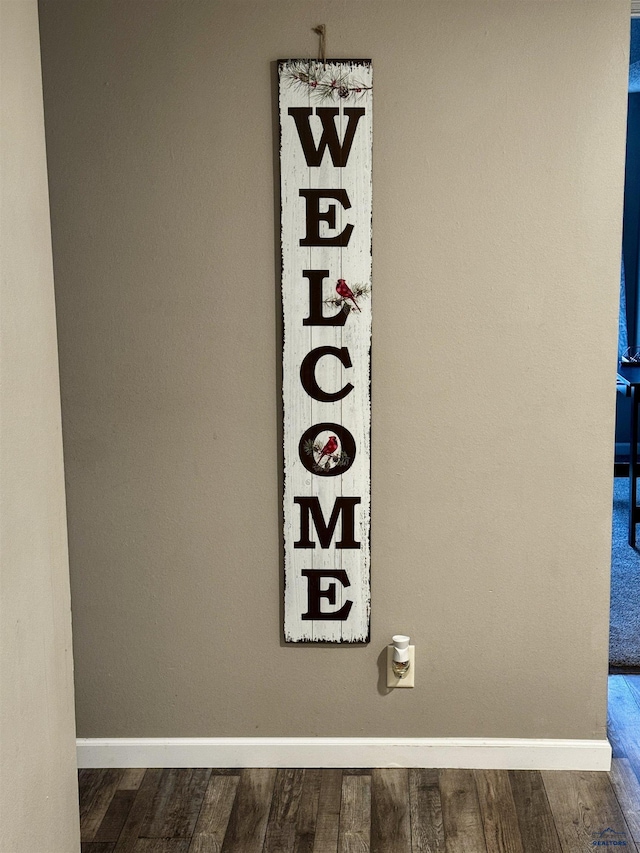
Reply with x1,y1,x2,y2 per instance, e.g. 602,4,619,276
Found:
386,644,415,688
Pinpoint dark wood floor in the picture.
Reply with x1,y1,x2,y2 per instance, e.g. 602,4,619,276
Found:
79,675,640,852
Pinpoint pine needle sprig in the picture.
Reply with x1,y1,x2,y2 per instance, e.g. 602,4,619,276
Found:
283,61,372,102
303,439,318,458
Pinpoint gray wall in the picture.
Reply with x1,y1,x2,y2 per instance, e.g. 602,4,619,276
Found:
39,0,629,740
1,1,80,850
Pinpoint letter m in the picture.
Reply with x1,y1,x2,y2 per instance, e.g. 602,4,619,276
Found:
294,496,361,549
288,108,365,167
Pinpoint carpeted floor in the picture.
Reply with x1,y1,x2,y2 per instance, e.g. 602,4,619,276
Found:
610,476,640,668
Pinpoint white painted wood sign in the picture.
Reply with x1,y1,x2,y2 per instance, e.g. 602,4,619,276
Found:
279,59,372,643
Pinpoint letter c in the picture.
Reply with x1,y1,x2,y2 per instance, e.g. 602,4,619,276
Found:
300,346,354,403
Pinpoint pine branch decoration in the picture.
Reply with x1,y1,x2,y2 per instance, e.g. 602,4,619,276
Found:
283,61,372,102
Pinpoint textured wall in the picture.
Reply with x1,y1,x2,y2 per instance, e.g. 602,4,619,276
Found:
39,0,628,740
1,1,80,850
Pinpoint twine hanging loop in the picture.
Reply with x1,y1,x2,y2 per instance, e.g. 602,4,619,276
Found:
313,25,326,65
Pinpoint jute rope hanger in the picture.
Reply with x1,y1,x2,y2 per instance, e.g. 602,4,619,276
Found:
313,24,326,65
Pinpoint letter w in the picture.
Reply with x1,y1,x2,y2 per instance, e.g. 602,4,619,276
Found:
288,108,365,167
294,496,361,548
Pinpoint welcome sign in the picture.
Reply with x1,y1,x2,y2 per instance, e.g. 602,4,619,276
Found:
279,59,373,643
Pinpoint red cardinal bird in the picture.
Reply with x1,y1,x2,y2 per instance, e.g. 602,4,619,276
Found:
317,435,338,465
336,278,361,312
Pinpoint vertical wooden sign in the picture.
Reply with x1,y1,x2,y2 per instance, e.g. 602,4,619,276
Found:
279,60,373,642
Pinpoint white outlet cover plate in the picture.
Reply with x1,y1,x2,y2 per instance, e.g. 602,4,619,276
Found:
386,645,415,688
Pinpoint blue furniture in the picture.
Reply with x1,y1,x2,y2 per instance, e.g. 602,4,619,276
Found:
617,365,640,546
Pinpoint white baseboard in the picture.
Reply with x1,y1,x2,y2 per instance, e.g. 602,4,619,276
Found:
77,737,612,771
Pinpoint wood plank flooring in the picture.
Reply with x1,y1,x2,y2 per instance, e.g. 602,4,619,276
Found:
79,675,640,853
